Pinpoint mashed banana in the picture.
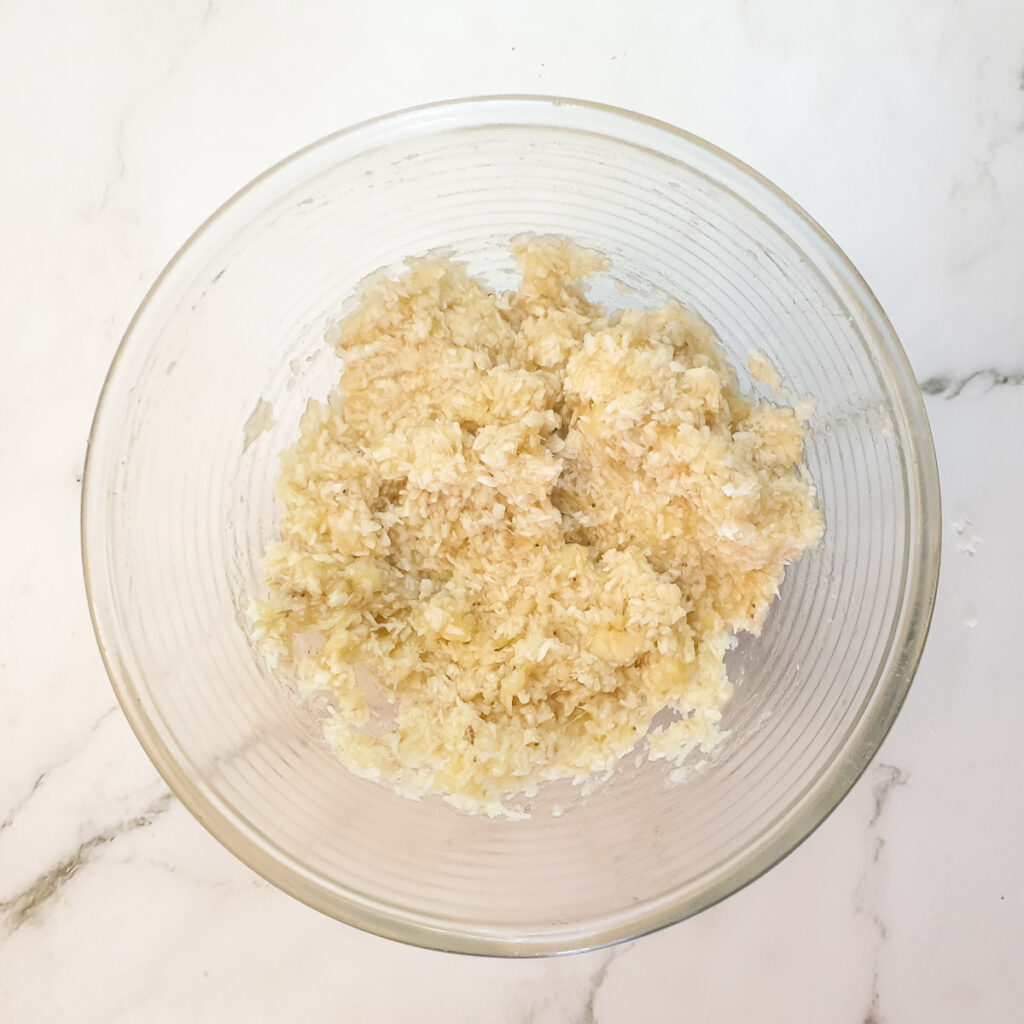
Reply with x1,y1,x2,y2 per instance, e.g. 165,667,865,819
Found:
250,237,823,814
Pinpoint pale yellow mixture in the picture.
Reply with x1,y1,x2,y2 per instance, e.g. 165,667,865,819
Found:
250,237,823,814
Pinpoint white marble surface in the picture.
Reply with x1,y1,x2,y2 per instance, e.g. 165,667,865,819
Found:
2,1,1022,1020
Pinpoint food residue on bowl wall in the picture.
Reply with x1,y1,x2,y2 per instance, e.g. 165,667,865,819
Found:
242,398,275,450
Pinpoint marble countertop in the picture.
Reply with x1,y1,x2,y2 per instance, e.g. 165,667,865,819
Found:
2,1,1022,1020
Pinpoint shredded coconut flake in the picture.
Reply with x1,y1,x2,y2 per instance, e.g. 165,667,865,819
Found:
747,349,785,397
249,236,823,814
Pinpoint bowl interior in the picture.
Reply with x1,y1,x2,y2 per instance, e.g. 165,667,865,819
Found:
83,98,939,954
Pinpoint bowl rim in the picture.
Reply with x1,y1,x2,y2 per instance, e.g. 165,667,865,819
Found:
81,93,942,956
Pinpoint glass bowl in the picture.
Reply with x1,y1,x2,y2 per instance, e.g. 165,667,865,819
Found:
82,96,940,955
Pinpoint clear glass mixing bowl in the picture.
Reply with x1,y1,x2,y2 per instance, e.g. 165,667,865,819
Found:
82,96,940,955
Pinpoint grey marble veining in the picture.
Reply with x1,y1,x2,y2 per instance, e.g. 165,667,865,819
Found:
2,794,171,933
856,764,908,1024
921,369,1024,399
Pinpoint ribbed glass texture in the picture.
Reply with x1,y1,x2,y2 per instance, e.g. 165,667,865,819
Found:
82,97,940,955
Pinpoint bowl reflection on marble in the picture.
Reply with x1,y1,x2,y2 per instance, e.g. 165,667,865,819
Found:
82,96,940,955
